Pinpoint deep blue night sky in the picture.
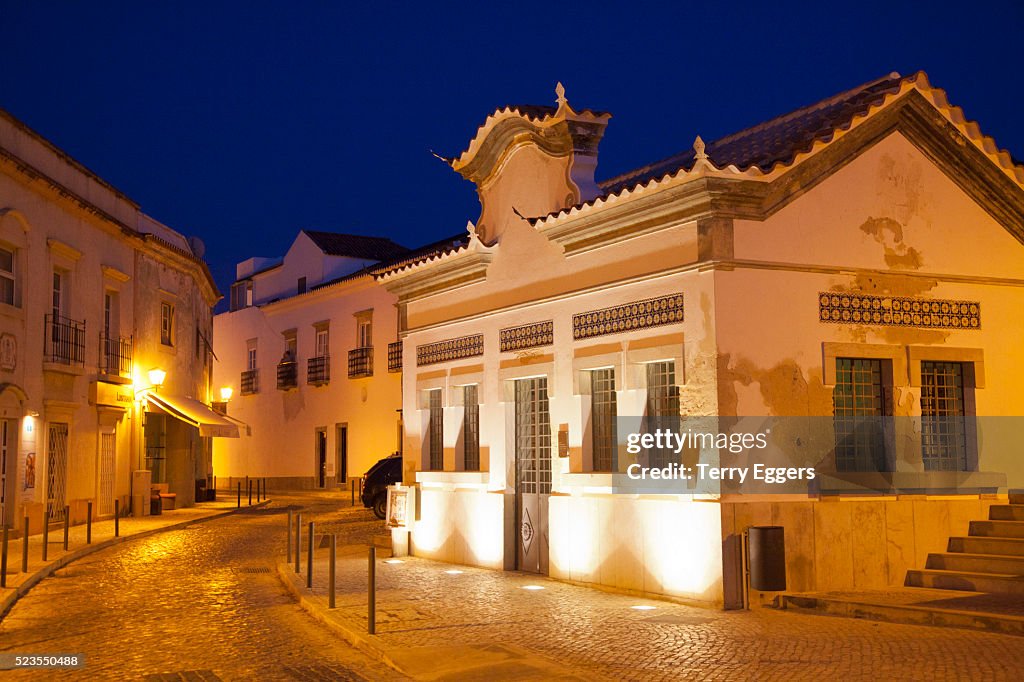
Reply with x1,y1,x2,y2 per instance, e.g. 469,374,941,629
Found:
2,2,1022,308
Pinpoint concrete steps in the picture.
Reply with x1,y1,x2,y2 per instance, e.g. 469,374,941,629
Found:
969,520,1024,538
906,568,1024,593
925,552,1024,574
988,505,1024,521
949,536,1024,556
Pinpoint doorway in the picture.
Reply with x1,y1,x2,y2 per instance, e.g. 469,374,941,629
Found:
514,377,551,574
335,424,348,484
46,422,68,522
1,419,14,526
98,430,116,516
315,428,327,488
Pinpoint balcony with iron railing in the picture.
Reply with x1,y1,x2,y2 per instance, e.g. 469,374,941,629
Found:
44,313,86,366
241,368,259,395
99,332,133,378
307,355,330,385
348,346,373,379
277,360,298,390
388,341,402,373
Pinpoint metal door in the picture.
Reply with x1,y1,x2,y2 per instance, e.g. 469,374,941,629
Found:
515,377,551,574
98,431,116,515
1,419,12,525
316,429,327,488
46,423,68,521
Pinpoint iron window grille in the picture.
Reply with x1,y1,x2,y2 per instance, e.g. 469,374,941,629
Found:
645,361,679,467
920,361,969,471
44,313,86,365
99,332,132,377
463,384,480,471
428,389,443,470
833,358,890,472
387,341,402,372
241,368,259,395
590,368,618,471
277,359,298,390
348,346,373,378
307,355,330,385
515,377,552,495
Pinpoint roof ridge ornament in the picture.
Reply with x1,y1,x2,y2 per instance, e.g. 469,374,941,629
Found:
555,82,568,111
693,135,708,161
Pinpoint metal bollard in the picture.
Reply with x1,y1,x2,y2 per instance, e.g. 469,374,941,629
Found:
248,480,253,506
1,525,8,588
350,479,355,506
63,507,70,551
21,516,29,572
256,479,261,503
368,545,376,634
42,511,49,561
294,513,301,573
263,478,267,500
237,482,241,508
114,500,120,537
287,509,293,559
329,534,337,609
87,502,93,544
306,521,314,588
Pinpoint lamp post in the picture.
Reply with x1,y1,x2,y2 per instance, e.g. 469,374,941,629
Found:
131,368,167,516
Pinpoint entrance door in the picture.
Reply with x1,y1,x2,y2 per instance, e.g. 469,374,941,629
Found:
98,431,116,515
316,429,327,488
336,424,348,484
514,377,551,574
46,423,68,521
1,419,13,526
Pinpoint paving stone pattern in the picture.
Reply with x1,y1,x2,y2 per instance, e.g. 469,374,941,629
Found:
0,494,400,681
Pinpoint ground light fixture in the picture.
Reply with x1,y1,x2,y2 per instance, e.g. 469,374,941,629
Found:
631,605,657,610
522,585,545,591
384,559,404,564
444,569,464,574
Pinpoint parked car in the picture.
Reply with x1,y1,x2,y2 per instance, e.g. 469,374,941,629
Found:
361,452,402,519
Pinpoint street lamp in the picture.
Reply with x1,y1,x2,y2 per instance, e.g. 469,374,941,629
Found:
135,367,167,399
219,386,233,402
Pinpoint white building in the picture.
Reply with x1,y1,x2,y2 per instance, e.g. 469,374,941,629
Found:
213,230,442,491
0,108,225,532
380,74,1024,607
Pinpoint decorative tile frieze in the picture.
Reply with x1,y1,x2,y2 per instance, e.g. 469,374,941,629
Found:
416,334,484,366
573,294,684,340
500,321,554,352
818,292,980,330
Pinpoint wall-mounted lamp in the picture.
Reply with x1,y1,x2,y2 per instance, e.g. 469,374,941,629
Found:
219,386,234,402
135,367,167,399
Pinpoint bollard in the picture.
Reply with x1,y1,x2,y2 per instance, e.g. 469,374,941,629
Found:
115,500,120,537
256,479,261,503
264,478,267,500
21,516,29,573
63,507,70,551
350,479,355,506
368,545,377,634
237,482,241,508
42,511,49,561
1,525,8,588
294,513,301,574
87,502,93,544
329,534,337,608
287,509,293,559
306,521,314,588
248,480,253,506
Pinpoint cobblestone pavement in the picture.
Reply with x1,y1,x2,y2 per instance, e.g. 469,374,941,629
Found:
287,549,1024,681
0,493,402,681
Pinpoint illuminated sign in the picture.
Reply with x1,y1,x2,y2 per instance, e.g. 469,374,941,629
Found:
386,485,409,529
91,380,133,408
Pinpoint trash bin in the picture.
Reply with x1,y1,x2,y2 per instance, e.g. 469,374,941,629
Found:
150,494,162,516
748,525,786,591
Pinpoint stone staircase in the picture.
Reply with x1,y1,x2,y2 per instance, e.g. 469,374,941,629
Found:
905,494,1024,594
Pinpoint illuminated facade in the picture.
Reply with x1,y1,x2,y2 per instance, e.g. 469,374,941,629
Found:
381,74,1024,606
0,109,222,531
212,230,426,490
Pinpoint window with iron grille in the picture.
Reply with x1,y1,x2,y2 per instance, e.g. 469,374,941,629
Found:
463,384,480,471
590,369,618,471
388,341,403,372
515,377,552,494
833,358,890,472
428,389,443,470
645,361,679,467
921,361,969,471
0,245,15,305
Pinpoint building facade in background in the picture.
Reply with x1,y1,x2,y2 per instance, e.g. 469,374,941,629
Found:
213,230,432,491
380,73,1024,607
0,109,224,531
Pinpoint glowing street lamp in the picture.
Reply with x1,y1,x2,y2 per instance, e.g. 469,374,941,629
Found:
219,386,234,402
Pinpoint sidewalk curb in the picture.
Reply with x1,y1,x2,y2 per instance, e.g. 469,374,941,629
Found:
0,500,272,621
275,562,407,678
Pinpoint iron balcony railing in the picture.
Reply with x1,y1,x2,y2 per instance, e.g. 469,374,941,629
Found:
44,313,86,366
241,368,259,395
348,346,373,378
277,360,298,390
387,341,402,373
99,332,133,377
307,355,330,385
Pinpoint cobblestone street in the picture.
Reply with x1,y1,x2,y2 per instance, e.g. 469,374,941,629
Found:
0,493,399,681
4,492,1024,680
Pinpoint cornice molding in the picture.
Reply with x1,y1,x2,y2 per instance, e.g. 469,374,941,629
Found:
47,237,83,262
101,264,130,282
